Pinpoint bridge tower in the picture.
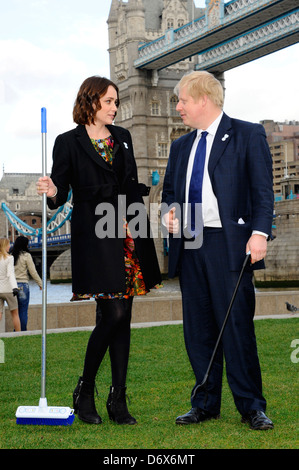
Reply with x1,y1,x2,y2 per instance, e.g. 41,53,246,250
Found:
108,0,207,271
108,0,206,182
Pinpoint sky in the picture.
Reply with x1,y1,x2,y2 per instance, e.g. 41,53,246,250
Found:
0,0,298,175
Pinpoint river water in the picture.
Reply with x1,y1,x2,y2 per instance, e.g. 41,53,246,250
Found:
28,278,181,305
29,281,73,304
28,279,298,305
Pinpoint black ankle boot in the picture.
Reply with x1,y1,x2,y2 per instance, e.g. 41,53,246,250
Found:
106,386,137,425
73,377,102,424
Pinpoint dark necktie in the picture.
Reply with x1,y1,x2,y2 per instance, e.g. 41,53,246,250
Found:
188,131,208,235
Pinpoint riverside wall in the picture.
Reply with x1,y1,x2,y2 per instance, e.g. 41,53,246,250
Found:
2,290,299,333
255,199,299,283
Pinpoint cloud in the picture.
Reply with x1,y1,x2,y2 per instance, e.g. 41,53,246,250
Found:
0,0,112,173
224,44,299,123
0,39,86,93
0,17,110,173
0,38,89,139
64,19,109,49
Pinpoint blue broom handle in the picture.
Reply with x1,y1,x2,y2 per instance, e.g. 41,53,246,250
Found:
41,107,47,400
41,107,47,133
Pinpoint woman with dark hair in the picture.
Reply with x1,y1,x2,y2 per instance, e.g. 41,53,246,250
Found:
11,235,42,331
36,76,161,425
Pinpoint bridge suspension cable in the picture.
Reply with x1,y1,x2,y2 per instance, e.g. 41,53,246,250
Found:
1,190,73,237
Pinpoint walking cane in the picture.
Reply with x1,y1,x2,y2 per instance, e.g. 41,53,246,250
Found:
191,252,251,402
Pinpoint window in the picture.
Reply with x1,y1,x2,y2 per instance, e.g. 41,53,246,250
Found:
151,101,160,116
158,143,168,158
170,95,179,116
121,103,132,120
167,18,174,29
122,104,128,120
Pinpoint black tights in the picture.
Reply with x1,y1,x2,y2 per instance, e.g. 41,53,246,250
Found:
82,297,133,387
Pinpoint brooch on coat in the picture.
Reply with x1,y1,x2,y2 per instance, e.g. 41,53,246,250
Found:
123,142,128,149
222,134,229,142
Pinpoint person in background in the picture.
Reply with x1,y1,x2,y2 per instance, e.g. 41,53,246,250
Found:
10,236,42,331
36,76,162,426
0,238,20,332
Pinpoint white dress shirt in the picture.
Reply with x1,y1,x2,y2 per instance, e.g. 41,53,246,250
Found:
184,112,268,238
185,112,223,228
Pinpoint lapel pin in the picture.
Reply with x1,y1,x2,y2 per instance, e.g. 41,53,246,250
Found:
123,142,128,149
222,134,229,142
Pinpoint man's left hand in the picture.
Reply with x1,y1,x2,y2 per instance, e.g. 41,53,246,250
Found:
246,234,267,264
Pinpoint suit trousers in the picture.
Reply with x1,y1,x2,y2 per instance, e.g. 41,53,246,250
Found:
179,228,266,416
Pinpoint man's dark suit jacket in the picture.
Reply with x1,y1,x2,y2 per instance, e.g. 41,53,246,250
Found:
162,112,274,277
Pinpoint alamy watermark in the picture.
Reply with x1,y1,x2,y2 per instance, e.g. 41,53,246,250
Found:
290,339,299,364
94,196,204,249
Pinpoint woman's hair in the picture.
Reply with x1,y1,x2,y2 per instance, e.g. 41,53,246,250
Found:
73,76,120,125
175,70,224,108
11,235,30,265
0,238,10,260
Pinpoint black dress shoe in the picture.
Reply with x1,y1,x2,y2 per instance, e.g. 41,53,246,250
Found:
241,410,274,430
176,407,220,425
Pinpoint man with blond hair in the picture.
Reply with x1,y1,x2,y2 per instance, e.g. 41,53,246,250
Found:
162,71,274,430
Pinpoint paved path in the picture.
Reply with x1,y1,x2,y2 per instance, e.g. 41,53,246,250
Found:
1,314,298,338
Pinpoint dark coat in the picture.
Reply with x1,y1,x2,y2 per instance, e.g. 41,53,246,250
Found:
47,124,161,294
162,113,274,277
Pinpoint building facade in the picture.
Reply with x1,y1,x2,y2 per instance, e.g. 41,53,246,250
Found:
262,120,299,198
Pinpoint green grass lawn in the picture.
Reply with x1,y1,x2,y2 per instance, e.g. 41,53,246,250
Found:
0,318,298,450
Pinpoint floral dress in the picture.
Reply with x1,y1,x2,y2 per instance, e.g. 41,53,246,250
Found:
71,135,153,301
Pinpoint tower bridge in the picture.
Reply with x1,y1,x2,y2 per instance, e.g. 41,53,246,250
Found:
134,0,299,72
0,1,297,281
1,189,73,276
1,190,72,248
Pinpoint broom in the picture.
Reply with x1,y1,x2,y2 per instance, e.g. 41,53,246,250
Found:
15,108,75,425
